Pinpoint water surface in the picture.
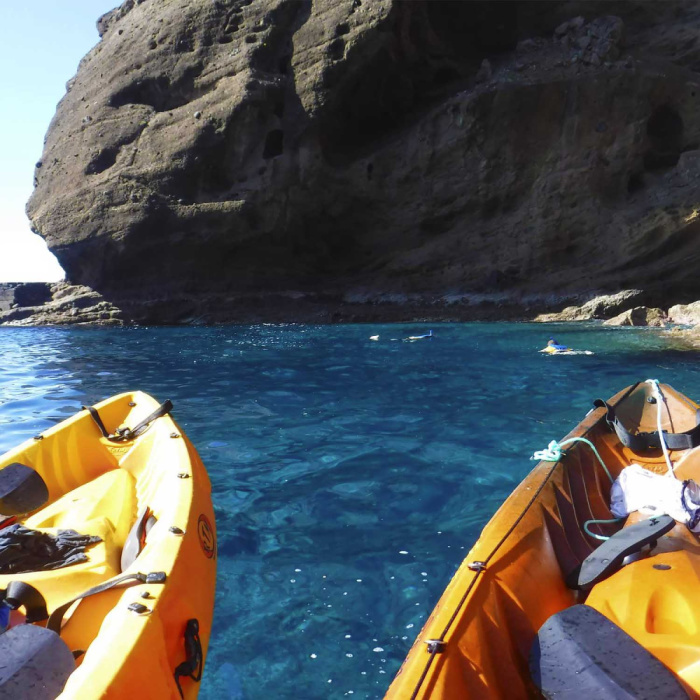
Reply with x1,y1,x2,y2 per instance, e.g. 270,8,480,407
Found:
0,322,698,698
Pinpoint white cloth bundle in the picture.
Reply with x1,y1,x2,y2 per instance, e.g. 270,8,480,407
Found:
609,464,700,532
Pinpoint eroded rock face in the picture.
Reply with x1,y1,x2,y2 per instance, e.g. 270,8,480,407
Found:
603,306,667,326
26,0,700,323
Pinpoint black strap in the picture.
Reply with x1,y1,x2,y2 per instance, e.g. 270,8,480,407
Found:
82,405,111,439
47,571,166,633
594,398,700,451
1,580,49,622
174,619,203,698
83,400,173,443
127,400,173,439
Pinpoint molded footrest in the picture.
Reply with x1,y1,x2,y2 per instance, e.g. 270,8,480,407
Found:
578,514,675,590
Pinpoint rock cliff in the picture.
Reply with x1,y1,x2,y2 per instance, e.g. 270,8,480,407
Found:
26,0,700,323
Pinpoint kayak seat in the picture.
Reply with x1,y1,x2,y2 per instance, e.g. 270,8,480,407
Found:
530,604,689,699
0,462,49,516
0,469,137,615
0,623,75,700
577,514,675,590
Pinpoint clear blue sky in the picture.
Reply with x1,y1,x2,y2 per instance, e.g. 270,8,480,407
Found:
0,2,118,282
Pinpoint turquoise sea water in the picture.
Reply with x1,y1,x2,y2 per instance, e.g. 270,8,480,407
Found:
0,322,699,698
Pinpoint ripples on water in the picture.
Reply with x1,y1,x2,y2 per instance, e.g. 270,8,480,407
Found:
0,323,698,698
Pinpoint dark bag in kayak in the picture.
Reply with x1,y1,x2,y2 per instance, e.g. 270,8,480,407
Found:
0,524,101,575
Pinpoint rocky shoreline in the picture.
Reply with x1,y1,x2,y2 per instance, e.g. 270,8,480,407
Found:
0,282,123,327
4,284,700,340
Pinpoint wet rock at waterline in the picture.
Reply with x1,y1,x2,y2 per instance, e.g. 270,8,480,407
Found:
668,301,700,326
603,306,668,327
533,290,646,322
0,283,123,326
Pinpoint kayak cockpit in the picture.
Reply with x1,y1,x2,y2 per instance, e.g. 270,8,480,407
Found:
0,467,137,648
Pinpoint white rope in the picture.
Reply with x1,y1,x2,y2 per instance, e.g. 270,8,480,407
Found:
645,379,675,478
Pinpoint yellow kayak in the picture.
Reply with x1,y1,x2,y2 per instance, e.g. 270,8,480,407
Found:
0,392,216,698
386,381,700,698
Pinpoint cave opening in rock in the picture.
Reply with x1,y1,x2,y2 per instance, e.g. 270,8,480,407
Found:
644,104,683,171
85,147,118,175
627,172,645,194
262,130,284,159
109,76,172,110
108,64,204,112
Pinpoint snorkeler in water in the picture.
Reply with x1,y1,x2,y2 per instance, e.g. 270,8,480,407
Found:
540,338,594,355
540,337,571,354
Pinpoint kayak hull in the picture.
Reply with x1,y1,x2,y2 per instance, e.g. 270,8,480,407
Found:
386,382,700,698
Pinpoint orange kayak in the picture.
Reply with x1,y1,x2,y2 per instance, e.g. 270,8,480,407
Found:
386,381,700,698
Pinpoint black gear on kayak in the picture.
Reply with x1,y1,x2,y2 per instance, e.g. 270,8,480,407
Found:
0,624,75,699
0,463,49,516
576,514,675,590
531,605,689,699
594,397,700,451
83,400,173,442
174,619,203,698
0,524,102,575
1,580,49,622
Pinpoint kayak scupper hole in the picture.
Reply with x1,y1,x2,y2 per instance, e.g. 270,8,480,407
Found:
653,563,671,570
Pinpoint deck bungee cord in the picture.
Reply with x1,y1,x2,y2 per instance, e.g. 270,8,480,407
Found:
82,399,173,442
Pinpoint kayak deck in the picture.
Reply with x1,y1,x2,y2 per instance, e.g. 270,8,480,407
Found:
386,382,700,698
